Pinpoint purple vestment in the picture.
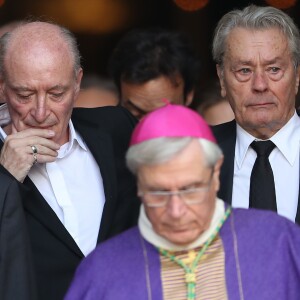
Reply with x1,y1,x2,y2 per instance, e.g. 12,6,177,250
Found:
65,208,300,299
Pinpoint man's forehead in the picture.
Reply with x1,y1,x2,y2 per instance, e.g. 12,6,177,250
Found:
5,23,70,63
3,37,74,83
8,39,68,60
9,22,61,41
225,27,288,48
224,27,291,61
3,54,76,91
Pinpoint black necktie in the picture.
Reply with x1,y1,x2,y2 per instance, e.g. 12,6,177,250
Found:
249,140,277,211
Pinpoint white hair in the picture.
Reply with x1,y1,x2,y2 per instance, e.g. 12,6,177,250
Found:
126,137,223,175
212,5,300,70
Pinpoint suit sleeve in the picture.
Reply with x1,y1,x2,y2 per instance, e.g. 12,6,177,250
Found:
0,166,38,300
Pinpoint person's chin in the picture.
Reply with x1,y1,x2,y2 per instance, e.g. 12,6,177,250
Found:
164,229,200,246
242,112,275,127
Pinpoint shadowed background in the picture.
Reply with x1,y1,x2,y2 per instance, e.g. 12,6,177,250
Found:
0,0,299,105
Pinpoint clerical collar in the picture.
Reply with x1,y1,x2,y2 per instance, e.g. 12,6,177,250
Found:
138,199,225,251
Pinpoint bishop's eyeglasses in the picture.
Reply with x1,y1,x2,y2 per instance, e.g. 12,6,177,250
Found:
138,172,213,208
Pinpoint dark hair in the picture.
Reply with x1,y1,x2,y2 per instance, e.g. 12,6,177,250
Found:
196,79,224,114
108,28,200,99
80,73,117,93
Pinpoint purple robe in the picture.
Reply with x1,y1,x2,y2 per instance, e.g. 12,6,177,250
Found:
65,208,300,299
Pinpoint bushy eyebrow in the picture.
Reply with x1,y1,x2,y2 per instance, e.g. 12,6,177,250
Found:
142,180,209,192
10,84,69,93
233,56,285,67
48,85,68,91
10,86,33,92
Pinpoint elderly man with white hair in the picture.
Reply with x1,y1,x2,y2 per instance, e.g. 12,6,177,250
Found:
66,104,300,300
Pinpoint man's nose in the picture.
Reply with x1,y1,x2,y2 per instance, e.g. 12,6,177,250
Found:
252,71,268,92
31,97,51,123
166,194,187,218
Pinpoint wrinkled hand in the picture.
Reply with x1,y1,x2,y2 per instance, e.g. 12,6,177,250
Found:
0,128,60,182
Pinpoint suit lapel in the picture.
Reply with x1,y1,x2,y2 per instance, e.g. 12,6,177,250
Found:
4,115,119,255
22,121,117,254
73,120,118,243
214,120,300,225
22,176,84,257
0,135,83,257
213,120,236,204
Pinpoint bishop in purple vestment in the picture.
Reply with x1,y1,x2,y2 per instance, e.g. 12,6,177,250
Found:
66,103,300,300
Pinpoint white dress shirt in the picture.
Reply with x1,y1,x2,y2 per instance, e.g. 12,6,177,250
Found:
0,104,105,256
232,111,300,222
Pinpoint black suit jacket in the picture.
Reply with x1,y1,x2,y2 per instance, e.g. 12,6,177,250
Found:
0,106,140,300
0,172,37,300
212,119,300,224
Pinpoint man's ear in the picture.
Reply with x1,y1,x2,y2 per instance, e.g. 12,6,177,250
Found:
75,68,83,95
216,65,227,98
212,156,224,192
184,89,194,106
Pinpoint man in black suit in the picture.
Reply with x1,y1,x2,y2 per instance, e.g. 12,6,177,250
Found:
211,5,300,224
0,21,139,299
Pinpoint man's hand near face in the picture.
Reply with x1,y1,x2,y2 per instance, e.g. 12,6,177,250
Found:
0,128,60,182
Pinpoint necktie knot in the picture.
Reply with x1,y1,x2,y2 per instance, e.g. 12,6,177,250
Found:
251,140,275,157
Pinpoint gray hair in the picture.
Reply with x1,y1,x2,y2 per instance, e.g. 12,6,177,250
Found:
0,21,81,79
212,5,300,69
126,137,223,175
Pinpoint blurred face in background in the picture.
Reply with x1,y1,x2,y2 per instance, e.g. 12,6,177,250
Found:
121,75,193,120
138,140,222,245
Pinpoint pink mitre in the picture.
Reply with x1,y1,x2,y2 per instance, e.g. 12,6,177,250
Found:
129,102,216,146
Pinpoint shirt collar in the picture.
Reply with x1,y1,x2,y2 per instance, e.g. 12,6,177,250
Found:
271,111,300,165
0,103,10,126
236,110,300,168
0,103,87,155
0,104,11,142
57,121,87,158
235,124,255,169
